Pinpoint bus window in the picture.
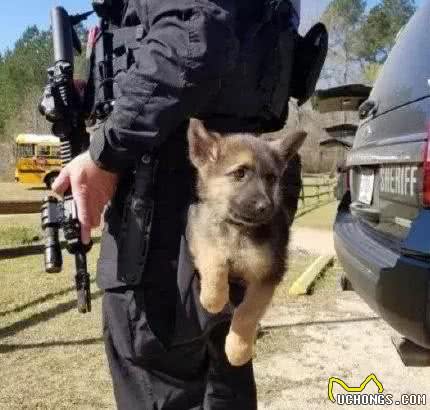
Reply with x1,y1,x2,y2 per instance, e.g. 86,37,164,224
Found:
16,144,35,158
37,145,51,157
51,146,60,158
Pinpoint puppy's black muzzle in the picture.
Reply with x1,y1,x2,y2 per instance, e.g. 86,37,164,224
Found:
229,197,274,227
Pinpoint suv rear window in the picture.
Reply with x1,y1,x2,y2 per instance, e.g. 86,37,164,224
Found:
369,2,430,116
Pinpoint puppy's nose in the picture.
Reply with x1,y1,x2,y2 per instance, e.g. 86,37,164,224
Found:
254,199,272,216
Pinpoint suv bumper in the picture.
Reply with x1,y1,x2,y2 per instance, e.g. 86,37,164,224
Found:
334,208,430,348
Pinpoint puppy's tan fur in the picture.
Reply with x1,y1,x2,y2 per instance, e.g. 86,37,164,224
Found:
186,119,307,366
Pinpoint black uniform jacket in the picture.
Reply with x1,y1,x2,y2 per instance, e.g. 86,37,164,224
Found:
89,0,271,172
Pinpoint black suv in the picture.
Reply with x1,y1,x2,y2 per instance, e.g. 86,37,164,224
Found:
335,0,430,348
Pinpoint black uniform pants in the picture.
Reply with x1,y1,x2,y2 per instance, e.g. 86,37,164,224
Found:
102,286,257,410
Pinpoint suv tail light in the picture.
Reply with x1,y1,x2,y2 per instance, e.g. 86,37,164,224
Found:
422,125,430,207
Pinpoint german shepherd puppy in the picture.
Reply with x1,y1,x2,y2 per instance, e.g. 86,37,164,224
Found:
186,119,307,366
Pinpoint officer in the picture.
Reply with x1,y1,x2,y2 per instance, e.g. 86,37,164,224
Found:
52,0,327,408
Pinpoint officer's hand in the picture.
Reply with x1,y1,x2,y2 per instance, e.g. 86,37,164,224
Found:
52,151,119,244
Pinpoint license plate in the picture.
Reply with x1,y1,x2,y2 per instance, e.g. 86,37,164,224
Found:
358,170,375,205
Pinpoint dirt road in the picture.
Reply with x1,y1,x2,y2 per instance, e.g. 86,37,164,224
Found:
256,291,430,410
289,201,337,256
256,204,430,409
290,226,335,256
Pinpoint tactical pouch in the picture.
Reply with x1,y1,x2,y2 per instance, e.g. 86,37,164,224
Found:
198,1,321,133
87,24,147,120
290,23,328,106
111,25,146,78
117,155,157,286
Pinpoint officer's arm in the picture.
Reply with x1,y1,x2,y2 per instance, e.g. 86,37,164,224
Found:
89,2,238,172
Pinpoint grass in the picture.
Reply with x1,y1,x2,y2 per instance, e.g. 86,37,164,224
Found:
0,213,42,247
272,249,317,304
0,213,102,248
0,245,320,409
0,181,47,247
0,246,115,409
311,259,343,295
0,225,41,247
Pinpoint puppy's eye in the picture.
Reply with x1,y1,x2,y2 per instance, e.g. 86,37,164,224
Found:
232,167,247,180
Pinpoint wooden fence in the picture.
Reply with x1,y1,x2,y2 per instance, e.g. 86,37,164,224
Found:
0,175,337,216
0,200,41,215
300,175,337,209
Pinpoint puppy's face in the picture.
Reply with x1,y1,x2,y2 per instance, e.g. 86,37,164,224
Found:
188,119,307,227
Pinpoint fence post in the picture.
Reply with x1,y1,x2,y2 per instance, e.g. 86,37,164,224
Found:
300,184,305,208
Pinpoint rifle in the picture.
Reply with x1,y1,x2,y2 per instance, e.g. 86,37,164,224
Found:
39,7,94,313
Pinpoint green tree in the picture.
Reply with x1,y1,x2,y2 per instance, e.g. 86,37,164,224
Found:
0,23,88,140
0,26,53,138
321,0,367,85
354,0,415,64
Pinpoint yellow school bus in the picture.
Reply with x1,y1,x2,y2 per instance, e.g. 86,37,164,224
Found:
15,134,62,189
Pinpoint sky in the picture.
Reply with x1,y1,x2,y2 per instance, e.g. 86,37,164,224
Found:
0,0,97,53
0,0,424,53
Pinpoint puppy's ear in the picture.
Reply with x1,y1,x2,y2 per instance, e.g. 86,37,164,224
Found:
188,119,220,168
270,130,307,163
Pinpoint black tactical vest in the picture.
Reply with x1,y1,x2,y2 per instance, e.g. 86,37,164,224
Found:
87,0,327,134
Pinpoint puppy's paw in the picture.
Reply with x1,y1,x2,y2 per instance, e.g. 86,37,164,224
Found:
200,288,228,314
225,332,254,367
